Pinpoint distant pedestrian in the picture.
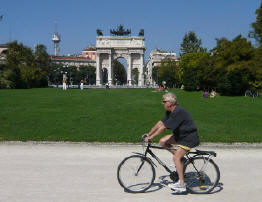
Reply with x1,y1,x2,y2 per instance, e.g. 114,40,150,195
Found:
62,78,67,90
106,83,110,89
80,80,84,90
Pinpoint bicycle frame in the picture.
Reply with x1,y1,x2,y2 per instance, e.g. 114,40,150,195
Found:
133,142,216,176
133,143,176,175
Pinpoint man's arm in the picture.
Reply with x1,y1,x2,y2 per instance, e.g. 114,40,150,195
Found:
146,121,164,136
145,121,167,142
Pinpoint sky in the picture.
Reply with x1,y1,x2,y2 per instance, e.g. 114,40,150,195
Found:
0,0,261,60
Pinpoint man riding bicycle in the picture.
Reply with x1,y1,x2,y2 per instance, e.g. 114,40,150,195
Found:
143,92,200,192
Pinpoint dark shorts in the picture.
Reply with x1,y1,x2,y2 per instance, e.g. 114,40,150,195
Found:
175,132,200,148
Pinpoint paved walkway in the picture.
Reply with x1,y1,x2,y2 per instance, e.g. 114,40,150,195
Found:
0,142,261,202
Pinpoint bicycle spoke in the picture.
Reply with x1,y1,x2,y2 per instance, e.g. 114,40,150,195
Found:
117,155,155,193
184,157,220,194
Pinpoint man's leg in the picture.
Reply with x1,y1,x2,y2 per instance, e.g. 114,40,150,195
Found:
159,134,176,155
173,147,188,186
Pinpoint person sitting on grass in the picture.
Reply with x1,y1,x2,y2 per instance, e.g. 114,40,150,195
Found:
210,89,216,98
156,81,168,92
203,90,209,98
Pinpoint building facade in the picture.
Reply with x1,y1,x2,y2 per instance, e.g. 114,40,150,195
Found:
0,44,8,64
82,46,96,61
145,49,178,86
50,55,96,67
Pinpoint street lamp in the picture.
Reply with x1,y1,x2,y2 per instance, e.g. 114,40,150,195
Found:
53,69,57,87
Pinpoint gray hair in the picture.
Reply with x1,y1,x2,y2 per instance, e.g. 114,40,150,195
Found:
162,92,178,105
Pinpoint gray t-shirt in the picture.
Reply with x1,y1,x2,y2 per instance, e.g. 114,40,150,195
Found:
161,106,200,148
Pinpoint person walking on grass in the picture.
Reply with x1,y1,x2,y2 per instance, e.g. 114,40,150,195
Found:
80,80,84,90
143,92,200,193
62,78,67,90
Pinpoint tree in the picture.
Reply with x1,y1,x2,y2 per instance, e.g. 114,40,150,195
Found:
86,65,96,85
247,46,262,89
6,41,34,68
110,25,131,36
182,67,200,91
34,44,51,84
180,31,206,56
74,65,94,84
102,68,108,84
132,68,139,84
34,44,51,73
152,66,158,85
48,63,63,85
249,2,262,45
112,60,127,85
0,68,15,89
216,62,251,96
19,66,47,88
157,59,180,88
212,35,254,66
4,41,48,88
211,35,255,95
179,52,212,91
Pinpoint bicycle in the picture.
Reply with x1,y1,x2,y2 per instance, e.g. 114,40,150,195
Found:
245,90,259,98
117,137,220,194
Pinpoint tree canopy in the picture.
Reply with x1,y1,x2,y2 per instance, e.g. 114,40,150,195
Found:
157,59,180,88
112,60,127,85
0,41,49,89
180,31,206,56
249,2,262,45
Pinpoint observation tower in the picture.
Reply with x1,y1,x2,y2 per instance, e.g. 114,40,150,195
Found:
52,20,61,56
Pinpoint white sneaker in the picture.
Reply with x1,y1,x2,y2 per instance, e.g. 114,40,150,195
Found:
168,181,187,193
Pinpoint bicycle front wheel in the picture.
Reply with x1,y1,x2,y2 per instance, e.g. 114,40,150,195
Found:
245,90,252,97
117,155,155,193
184,157,220,194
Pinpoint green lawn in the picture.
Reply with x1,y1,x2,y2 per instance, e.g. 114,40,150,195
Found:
0,88,261,143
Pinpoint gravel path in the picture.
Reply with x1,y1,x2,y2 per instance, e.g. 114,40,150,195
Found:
0,142,261,202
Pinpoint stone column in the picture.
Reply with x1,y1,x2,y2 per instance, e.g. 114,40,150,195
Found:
96,53,101,85
127,54,132,86
138,54,144,86
108,54,112,85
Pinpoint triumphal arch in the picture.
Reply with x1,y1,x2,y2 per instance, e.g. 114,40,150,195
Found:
96,36,146,86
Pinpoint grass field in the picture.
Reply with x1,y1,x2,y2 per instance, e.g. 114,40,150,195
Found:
0,88,261,143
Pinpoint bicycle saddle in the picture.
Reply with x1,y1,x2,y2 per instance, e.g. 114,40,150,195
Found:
195,149,217,157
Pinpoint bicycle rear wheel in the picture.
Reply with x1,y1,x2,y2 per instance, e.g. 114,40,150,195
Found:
245,90,252,97
117,155,155,193
184,157,220,194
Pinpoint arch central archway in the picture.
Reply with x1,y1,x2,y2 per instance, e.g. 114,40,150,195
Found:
96,36,146,86
113,57,127,85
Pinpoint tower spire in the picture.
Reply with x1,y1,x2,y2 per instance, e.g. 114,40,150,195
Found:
52,19,61,56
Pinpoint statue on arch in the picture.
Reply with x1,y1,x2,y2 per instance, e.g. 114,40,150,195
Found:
110,24,131,36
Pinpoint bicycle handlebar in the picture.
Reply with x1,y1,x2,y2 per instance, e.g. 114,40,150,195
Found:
141,134,152,144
